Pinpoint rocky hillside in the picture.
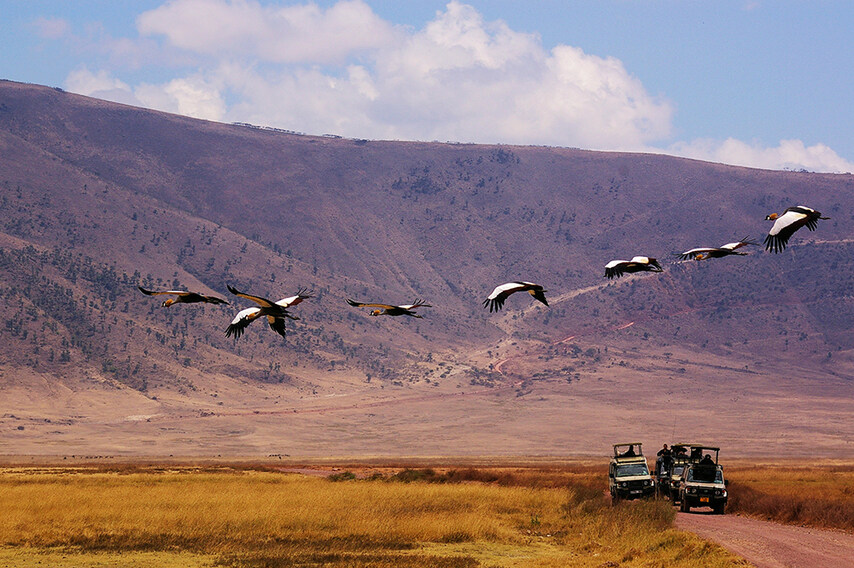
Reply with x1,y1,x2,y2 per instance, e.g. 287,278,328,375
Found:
1,80,851,457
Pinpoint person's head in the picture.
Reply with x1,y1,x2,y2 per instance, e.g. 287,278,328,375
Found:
663,444,668,449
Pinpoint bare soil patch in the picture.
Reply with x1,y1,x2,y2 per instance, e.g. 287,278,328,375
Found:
676,511,854,568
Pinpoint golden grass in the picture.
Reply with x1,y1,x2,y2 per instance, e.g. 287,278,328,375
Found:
0,547,218,568
725,465,854,531
0,466,745,567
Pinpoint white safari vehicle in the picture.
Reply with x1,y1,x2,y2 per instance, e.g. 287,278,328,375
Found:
678,446,728,514
608,443,655,501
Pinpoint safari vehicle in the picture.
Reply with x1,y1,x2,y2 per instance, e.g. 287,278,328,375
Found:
665,443,704,502
609,443,655,501
678,446,728,514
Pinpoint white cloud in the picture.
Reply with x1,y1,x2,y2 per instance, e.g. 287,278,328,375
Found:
178,1,672,149
67,1,674,146
65,67,141,106
64,67,224,121
57,1,851,173
137,0,397,64
354,4,673,148
32,17,70,39
669,138,854,173
136,76,226,121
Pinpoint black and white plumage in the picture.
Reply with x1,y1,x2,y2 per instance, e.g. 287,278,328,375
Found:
482,282,548,313
138,286,228,307
346,299,431,318
677,238,758,261
225,285,312,339
764,206,829,253
604,257,663,279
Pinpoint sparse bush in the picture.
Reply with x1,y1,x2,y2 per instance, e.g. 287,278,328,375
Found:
726,466,854,531
327,471,357,482
390,468,441,483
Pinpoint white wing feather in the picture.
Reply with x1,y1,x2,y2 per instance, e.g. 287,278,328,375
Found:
769,210,807,236
231,307,260,324
487,282,525,299
275,295,300,308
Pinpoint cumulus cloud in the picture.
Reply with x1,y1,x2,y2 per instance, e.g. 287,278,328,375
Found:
65,67,225,121
137,0,397,64
360,2,673,147
32,17,71,39
136,76,226,121
668,138,854,174
57,1,851,172
135,0,671,149
353,3,673,148
65,67,141,106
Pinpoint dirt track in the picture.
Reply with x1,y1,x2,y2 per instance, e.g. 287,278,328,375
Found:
676,511,854,568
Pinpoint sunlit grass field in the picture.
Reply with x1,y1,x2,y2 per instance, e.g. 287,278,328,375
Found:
0,465,746,567
726,464,854,531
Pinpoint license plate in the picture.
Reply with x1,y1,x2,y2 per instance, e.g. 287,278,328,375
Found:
700,497,709,503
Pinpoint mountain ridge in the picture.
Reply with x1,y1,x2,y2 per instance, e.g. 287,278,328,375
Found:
0,79,852,457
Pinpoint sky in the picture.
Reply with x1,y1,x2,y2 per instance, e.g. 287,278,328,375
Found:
3,0,854,173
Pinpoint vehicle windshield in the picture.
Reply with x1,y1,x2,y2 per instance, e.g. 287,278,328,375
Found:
615,463,649,477
687,468,723,483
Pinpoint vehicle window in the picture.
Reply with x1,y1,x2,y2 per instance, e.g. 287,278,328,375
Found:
615,463,649,477
686,468,723,483
672,466,684,476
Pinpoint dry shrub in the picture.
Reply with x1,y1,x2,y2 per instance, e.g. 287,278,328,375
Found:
727,480,854,531
378,465,605,490
217,550,479,568
725,465,854,531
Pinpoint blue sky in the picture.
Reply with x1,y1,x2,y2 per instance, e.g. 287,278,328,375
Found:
3,0,853,172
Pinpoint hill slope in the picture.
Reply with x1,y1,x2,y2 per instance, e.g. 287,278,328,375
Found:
1,80,852,457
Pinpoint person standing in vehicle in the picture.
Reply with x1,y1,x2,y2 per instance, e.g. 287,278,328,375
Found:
657,444,672,467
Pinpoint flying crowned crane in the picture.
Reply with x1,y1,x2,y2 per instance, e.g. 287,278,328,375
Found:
346,299,431,318
138,286,228,307
225,285,312,339
604,257,663,279
482,281,548,312
677,238,757,261
764,205,829,253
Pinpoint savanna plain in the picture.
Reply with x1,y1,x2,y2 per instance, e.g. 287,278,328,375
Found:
1,460,852,567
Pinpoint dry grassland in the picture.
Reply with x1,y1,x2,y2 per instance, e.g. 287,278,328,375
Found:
726,464,854,531
0,465,747,567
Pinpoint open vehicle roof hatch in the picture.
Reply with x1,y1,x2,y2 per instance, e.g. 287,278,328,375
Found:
612,443,643,457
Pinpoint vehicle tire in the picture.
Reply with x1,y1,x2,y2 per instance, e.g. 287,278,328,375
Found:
680,498,690,513
713,503,725,515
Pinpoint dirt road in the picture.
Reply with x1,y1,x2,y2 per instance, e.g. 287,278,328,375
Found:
676,511,854,568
